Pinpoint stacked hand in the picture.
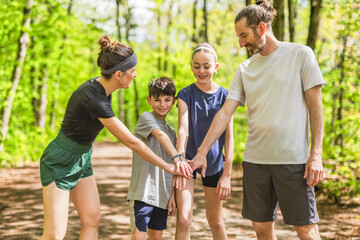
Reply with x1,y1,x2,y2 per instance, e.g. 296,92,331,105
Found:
173,154,193,179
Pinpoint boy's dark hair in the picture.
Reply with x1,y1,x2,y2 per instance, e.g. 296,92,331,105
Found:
148,77,176,98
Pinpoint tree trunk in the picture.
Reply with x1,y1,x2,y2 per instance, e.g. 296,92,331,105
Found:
288,0,296,42
38,67,48,128
164,0,173,72
157,10,162,71
192,0,198,44
0,0,33,151
245,0,252,58
116,0,122,42
123,0,138,123
202,0,208,42
272,0,285,41
115,0,125,123
50,0,73,129
335,35,347,150
307,0,323,50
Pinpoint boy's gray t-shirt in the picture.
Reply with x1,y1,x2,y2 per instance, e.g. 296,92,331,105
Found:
127,111,176,209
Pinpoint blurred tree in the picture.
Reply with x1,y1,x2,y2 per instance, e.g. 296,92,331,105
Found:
272,0,285,41
307,0,323,49
1,0,33,151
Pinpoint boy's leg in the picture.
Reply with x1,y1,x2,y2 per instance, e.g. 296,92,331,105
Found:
40,182,70,240
131,228,147,240
147,204,168,240
175,178,195,240
204,186,227,240
148,229,163,240
70,175,101,240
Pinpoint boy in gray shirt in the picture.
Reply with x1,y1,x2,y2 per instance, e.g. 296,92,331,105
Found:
127,77,192,239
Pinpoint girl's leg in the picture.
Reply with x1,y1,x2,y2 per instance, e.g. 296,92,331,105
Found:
40,182,70,240
175,179,195,240
148,229,162,240
70,175,101,240
204,186,227,240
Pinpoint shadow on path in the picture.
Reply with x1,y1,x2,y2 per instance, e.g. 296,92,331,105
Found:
0,142,359,239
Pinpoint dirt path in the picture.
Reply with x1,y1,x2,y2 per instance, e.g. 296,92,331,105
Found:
0,142,359,239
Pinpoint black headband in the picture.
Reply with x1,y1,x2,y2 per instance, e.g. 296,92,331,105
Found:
101,53,137,74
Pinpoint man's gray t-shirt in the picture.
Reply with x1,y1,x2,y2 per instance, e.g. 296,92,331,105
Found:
227,42,325,164
127,111,175,209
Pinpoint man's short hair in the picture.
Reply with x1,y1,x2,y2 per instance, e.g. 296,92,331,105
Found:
148,77,176,98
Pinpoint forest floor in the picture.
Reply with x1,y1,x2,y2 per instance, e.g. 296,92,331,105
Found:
0,142,359,240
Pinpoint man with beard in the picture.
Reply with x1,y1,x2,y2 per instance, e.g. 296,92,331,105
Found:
189,0,325,239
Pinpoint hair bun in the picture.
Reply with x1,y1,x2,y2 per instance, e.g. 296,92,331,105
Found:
98,34,112,51
256,0,277,19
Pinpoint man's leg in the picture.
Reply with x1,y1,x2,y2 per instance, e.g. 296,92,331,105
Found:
175,179,195,240
242,162,278,239
294,224,321,240
252,221,277,240
70,175,101,240
204,186,227,240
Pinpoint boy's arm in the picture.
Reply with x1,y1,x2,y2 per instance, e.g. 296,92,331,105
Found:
168,186,176,216
151,128,193,178
216,116,234,200
99,117,176,175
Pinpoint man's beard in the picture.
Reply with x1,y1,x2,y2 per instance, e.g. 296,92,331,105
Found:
247,32,265,55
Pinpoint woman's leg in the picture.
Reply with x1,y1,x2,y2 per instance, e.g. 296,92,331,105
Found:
70,175,101,240
203,186,227,240
175,179,195,240
40,182,70,240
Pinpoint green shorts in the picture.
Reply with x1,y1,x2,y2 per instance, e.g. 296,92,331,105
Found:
40,131,93,191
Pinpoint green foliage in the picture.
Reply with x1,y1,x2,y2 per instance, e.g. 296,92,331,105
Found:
0,0,359,203
316,0,360,202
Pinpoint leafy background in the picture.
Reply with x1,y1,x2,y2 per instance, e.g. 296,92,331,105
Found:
0,0,359,203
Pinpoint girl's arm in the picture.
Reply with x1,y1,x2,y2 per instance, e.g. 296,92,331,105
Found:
216,116,234,200
99,117,177,175
176,98,189,156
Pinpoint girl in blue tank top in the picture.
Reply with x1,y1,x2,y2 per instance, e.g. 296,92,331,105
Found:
175,43,234,239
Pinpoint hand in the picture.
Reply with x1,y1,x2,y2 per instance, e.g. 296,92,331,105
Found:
188,151,207,178
172,175,187,190
173,154,193,179
216,175,231,200
304,154,324,187
165,163,177,175
167,194,177,216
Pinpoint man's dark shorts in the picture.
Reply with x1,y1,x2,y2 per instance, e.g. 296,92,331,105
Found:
242,161,320,226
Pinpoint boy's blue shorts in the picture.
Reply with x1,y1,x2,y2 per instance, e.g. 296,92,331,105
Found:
129,200,168,232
